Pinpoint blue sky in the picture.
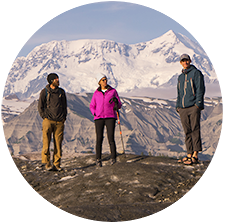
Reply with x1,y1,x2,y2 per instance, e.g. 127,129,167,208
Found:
0,1,225,70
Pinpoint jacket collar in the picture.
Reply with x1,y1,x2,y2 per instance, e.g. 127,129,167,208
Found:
182,65,196,74
46,84,59,93
97,85,112,92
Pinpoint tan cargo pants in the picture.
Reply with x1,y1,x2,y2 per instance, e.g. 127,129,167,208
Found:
42,118,64,166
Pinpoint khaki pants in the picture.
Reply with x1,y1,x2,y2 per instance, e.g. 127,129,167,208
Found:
42,118,64,166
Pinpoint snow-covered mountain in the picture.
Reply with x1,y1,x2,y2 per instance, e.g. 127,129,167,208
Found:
4,30,217,99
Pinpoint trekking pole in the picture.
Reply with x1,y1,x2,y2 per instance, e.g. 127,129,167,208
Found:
116,110,125,154
109,97,125,154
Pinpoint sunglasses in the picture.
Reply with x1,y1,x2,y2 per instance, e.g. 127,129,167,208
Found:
101,78,107,82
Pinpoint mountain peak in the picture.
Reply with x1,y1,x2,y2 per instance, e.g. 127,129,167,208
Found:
164,29,177,36
4,31,217,99
153,30,208,61
158,30,178,40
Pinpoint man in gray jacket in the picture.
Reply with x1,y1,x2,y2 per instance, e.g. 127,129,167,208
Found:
38,73,67,171
176,54,205,165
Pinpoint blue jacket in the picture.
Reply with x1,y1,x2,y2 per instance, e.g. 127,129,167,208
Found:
176,65,205,110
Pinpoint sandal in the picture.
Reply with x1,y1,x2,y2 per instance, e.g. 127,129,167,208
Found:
183,157,193,165
183,156,199,165
191,157,199,164
178,156,192,163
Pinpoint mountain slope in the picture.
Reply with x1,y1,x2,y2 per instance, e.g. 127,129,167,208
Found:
4,30,217,99
3,94,222,160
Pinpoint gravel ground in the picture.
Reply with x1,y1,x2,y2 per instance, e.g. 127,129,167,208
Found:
13,153,210,221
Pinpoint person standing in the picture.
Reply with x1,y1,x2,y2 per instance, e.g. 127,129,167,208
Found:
176,54,205,165
38,73,67,171
90,73,122,167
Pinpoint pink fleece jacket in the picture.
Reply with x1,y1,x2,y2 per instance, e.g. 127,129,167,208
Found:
90,86,122,120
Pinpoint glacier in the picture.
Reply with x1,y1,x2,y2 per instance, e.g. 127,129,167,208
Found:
4,30,219,100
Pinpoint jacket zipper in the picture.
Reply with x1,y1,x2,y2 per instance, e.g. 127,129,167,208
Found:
182,74,187,107
190,78,195,96
102,89,108,118
103,92,105,118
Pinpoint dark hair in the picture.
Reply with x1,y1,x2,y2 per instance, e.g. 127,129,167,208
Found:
47,73,58,84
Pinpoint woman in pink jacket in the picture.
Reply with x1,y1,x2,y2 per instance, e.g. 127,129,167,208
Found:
90,73,122,167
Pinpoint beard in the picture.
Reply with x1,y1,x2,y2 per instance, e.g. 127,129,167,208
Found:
52,80,60,87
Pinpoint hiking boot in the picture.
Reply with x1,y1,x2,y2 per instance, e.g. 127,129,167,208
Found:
45,162,52,171
96,159,102,167
54,165,62,171
111,159,116,165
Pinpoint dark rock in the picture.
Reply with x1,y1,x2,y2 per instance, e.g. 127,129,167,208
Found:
4,94,20,100
12,153,210,221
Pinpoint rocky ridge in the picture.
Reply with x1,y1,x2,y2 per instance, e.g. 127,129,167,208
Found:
13,153,210,221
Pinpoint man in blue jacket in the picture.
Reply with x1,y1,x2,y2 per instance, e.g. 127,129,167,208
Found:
176,54,205,165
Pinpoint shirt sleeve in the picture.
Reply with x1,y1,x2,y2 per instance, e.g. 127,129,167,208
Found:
176,79,181,111
62,90,67,119
115,90,122,109
194,70,205,109
89,92,96,116
38,89,46,119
